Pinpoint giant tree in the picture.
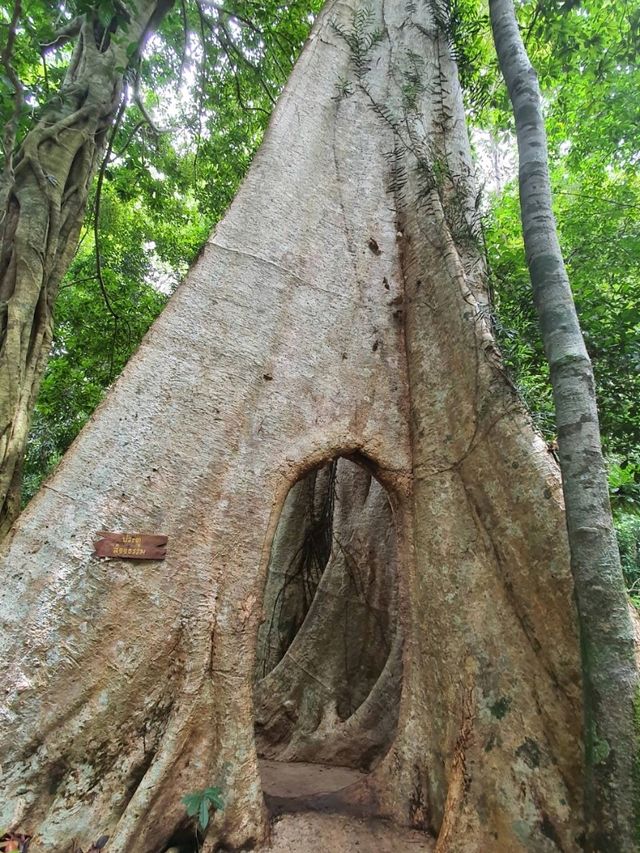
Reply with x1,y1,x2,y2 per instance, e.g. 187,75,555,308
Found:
0,0,590,850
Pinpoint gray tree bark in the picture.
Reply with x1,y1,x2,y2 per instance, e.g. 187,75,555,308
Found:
0,0,172,538
489,1,639,848
0,0,589,850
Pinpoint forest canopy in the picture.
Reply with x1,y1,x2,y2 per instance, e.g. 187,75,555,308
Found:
1,0,638,582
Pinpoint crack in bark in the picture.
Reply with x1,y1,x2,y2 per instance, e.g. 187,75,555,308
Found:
209,239,354,300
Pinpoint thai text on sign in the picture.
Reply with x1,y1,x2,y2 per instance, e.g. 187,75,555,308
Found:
93,532,168,560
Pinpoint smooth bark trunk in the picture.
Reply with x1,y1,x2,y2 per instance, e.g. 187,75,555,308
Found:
489,1,639,848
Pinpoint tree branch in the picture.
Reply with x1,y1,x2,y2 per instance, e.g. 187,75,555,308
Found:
133,65,167,135
40,16,84,53
197,1,277,106
94,99,127,324
113,119,147,158
0,0,24,203
178,0,188,88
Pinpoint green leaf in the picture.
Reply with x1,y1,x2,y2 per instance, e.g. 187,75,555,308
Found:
205,787,224,810
182,793,201,817
97,2,113,26
203,786,222,799
198,797,210,829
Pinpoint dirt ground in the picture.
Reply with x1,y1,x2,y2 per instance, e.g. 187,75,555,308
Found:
257,761,435,852
265,812,434,852
259,760,367,800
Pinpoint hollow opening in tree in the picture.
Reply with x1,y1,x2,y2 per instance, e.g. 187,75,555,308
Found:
254,455,402,801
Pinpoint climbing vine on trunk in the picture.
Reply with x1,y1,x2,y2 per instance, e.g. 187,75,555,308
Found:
0,0,172,539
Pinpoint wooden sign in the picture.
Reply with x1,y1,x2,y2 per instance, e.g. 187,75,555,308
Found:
93,532,168,560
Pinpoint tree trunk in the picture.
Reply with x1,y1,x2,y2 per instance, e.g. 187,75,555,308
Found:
0,0,588,850
0,0,172,538
489,1,639,848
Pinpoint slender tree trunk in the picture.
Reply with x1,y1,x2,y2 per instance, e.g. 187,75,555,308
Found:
0,0,173,538
489,0,639,848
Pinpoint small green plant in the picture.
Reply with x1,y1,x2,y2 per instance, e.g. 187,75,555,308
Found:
332,8,383,81
181,787,224,831
333,76,354,100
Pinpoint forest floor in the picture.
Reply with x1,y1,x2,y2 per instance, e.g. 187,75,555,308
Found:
257,761,434,852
